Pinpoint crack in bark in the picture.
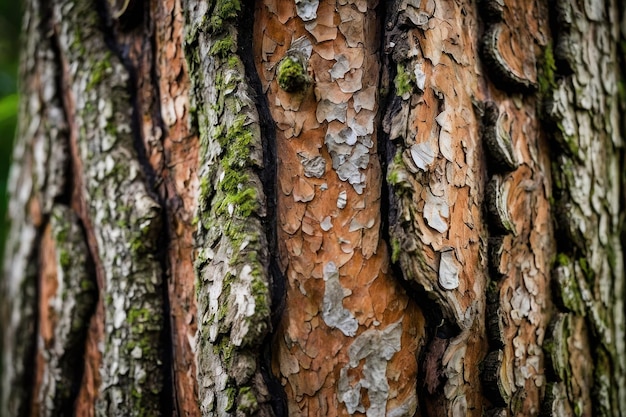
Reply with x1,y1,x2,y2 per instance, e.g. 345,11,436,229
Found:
239,2,287,415
239,1,284,330
93,2,175,414
41,19,99,417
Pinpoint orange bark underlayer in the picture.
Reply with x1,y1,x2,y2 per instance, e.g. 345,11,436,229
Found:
255,2,425,415
152,0,200,413
31,224,57,417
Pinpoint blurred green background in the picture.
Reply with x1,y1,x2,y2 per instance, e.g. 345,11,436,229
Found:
0,0,21,257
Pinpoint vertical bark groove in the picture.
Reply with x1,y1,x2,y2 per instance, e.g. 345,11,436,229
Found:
151,0,201,413
51,0,167,414
35,207,98,417
101,4,177,414
238,2,288,415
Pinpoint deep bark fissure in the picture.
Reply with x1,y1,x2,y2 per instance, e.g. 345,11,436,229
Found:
380,45,449,417
143,8,178,415
96,1,157,191
239,3,287,416
95,3,176,414
48,15,110,417
39,27,103,405
44,7,100,416
50,23,101,417
55,217,99,416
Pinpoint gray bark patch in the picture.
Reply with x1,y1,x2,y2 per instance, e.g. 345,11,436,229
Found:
322,262,358,337
338,320,403,416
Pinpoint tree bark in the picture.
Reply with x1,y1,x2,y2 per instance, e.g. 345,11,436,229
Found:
1,0,624,416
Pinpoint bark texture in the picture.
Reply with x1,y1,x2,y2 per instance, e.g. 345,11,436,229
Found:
254,2,424,416
184,1,275,415
1,1,625,417
542,1,626,415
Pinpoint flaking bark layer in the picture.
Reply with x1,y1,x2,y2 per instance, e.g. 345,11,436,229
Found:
255,1,425,415
542,1,626,415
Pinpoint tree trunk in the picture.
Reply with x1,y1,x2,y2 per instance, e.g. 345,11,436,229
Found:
1,0,624,416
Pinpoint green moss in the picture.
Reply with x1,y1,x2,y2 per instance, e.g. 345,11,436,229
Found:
124,307,161,380
210,36,235,57
104,118,118,138
130,237,145,254
88,52,112,89
208,0,241,33
237,387,259,414
54,225,68,244
217,273,234,322
554,257,585,315
391,237,401,263
223,121,253,164
127,307,151,325
80,278,93,291
387,169,400,185
227,55,239,69
574,401,583,417
224,387,236,412
202,115,260,220
556,121,579,156
606,244,617,271
250,277,270,332
218,188,258,218
215,335,235,363
277,56,309,93
538,43,557,98
59,250,71,269
544,315,571,383
393,149,403,165
394,63,413,97
578,258,594,282
556,253,570,266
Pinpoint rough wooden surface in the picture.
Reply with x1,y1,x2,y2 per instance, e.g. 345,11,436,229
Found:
542,1,626,415
0,0,71,413
184,1,275,415
152,0,201,413
477,1,555,416
2,0,625,416
51,0,167,413
383,1,491,414
255,1,425,415
35,207,97,416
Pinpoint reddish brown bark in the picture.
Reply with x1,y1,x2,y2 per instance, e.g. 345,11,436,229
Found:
31,224,56,417
153,0,200,413
255,2,426,415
